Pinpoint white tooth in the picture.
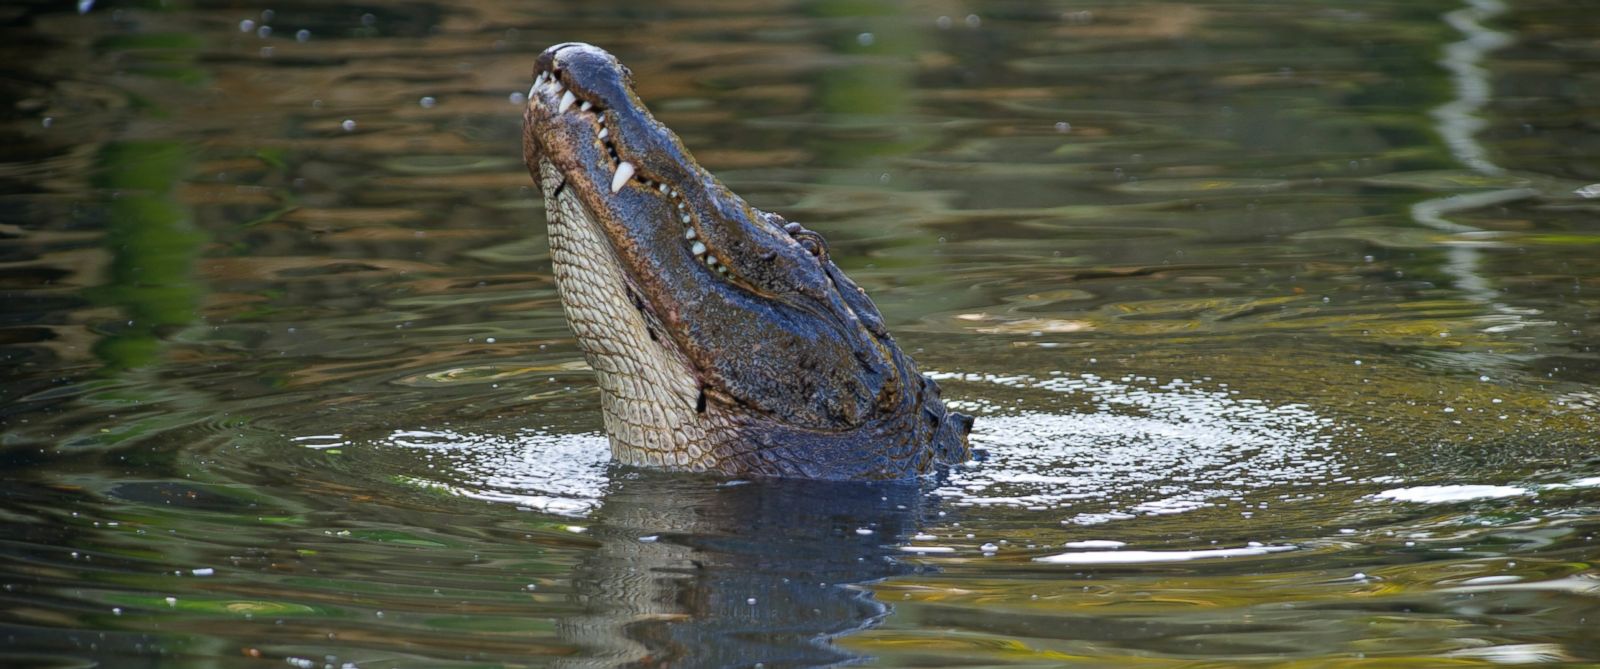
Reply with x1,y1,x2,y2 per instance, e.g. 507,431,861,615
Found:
527,83,539,100
676,202,685,210
610,161,635,193
549,79,564,95
706,255,719,266
717,265,730,275
680,213,690,223
535,72,547,85
558,91,576,113
579,101,592,112
669,188,677,197
598,128,608,139
691,241,706,255
657,183,668,193
685,228,696,240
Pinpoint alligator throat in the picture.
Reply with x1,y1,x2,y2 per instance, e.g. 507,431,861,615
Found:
521,42,972,479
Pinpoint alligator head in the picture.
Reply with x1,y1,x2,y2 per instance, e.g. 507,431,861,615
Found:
521,43,971,479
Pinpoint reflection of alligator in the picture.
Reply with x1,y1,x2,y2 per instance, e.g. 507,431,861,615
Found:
521,43,971,479
556,472,925,667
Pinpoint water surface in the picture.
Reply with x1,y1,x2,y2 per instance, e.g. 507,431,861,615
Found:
3,0,1599,666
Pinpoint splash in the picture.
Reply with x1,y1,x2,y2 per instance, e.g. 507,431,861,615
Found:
381,427,611,516
932,371,1340,524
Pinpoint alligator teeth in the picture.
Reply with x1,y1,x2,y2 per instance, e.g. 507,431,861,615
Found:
548,79,564,95
598,128,608,140
558,90,577,113
611,161,635,193
680,213,690,223
676,202,685,210
579,101,592,112
691,241,706,255
706,255,719,266
685,228,696,240
657,183,668,193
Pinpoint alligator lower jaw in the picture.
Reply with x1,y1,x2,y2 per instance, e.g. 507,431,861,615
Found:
534,156,729,470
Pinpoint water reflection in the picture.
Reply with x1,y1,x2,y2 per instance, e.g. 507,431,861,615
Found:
556,475,923,667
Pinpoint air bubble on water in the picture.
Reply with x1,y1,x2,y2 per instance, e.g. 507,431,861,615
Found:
419,96,437,109
257,25,272,38
296,29,311,42
240,19,255,32
341,119,356,132
936,15,952,29
510,91,526,105
856,32,875,46
1055,121,1071,133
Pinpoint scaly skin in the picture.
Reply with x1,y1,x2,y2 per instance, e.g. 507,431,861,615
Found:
521,43,972,479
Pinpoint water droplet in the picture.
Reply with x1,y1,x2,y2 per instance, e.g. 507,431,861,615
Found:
856,32,875,46
419,96,436,109
1055,121,1071,133
965,14,982,28
257,25,272,38
340,119,356,132
295,29,311,42
239,19,255,32
936,15,952,29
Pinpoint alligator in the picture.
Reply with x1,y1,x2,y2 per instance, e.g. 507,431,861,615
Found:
520,43,971,479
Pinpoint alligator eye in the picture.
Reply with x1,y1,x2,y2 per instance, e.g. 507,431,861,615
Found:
792,230,828,258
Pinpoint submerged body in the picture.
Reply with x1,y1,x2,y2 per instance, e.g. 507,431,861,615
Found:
521,43,971,479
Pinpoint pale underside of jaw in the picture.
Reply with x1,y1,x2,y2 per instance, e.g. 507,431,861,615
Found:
528,71,731,277
537,155,718,470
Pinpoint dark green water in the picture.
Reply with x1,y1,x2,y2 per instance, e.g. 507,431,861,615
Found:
3,0,1599,666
